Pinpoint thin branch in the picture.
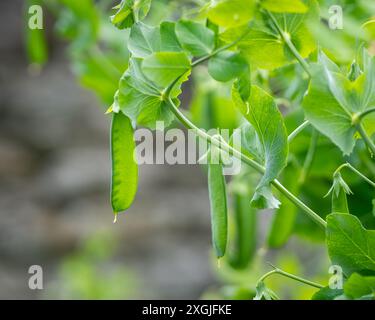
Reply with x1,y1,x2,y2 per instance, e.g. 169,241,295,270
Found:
168,98,327,229
257,265,324,290
357,124,375,156
335,162,375,188
288,120,310,143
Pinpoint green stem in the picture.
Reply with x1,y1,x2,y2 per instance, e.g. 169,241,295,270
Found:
266,10,312,77
191,23,252,67
299,129,318,184
257,267,324,289
335,162,375,188
357,124,375,156
288,120,310,143
358,107,375,121
168,98,327,229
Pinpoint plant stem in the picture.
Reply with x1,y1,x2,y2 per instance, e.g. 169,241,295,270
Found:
266,10,312,77
335,162,375,188
288,120,310,143
299,129,318,184
357,123,375,156
257,267,324,289
358,107,375,121
191,24,252,67
168,98,327,229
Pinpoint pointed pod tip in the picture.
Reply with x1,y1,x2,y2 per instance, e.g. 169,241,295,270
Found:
113,213,118,224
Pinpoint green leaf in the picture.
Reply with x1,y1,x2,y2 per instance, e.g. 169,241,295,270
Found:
311,286,343,300
175,20,215,57
220,1,318,70
128,22,161,58
117,58,190,128
110,112,138,213
111,0,151,29
208,156,228,258
260,0,308,13
142,52,191,88
208,51,248,82
303,51,375,155
129,22,183,58
207,0,256,28
344,273,375,299
326,213,375,275
160,22,182,52
232,85,288,209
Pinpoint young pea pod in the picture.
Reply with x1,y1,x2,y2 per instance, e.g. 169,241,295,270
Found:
110,112,138,214
267,163,300,248
325,172,352,214
229,192,257,269
208,157,228,258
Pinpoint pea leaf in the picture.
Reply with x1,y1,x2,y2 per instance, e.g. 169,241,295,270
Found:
260,0,308,13
208,51,248,82
128,22,161,58
110,112,138,213
160,22,182,52
344,273,375,299
208,154,228,258
303,51,375,155
326,213,375,275
111,0,151,29
232,85,288,209
142,52,191,88
311,287,343,300
129,22,183,58
175,20,215,57
207,0,256,28
117,58,190,128
220,1,318,70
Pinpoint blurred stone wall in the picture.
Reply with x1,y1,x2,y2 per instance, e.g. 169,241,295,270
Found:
0,0,215,299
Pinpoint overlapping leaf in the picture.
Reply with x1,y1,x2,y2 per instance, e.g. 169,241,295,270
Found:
128,22,182,58
303,51,375,155
260,0,308,13
232,85,288,208
207,0,256,28
175,20,215,57
116,57,190,128
208,51,248,82
220,0,318,70
326,213,375,275
111,0,151,29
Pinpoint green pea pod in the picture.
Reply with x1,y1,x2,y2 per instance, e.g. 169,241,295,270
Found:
229,193,257,269
267,164,300,248
110,112,138,214
208,161,228,258
325,172,352,214
25,0,48,65
331,185,350,214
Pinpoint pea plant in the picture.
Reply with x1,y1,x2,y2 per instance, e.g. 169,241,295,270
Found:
28,0,375,299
